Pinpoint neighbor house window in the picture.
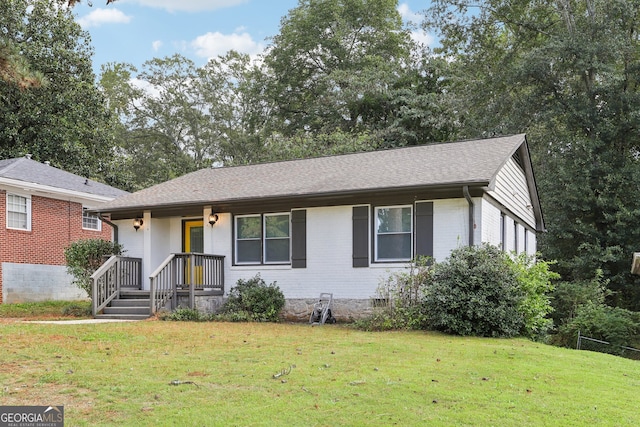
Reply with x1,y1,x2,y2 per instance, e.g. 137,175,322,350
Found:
375,205,412,261
235,213,291,265
6,193,31,230
82,208,101,231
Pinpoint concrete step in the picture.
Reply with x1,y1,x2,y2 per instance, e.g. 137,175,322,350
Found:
120,290,150,299
94,313,151,321
110,298,150,307
103,306,151,316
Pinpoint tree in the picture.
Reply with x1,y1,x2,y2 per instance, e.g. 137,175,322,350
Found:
0,0,116,88
265,0,414,137
64,238,123,298
0,0,117,182
423,0,640,310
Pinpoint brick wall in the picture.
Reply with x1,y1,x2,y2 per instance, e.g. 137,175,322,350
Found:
0,190,113,303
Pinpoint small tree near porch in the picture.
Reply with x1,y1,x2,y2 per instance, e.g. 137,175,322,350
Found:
65,239,123,298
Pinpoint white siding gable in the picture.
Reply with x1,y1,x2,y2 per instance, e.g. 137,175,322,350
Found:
490,157,536,228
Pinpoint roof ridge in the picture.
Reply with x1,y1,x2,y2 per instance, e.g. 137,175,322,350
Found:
0,157,24,176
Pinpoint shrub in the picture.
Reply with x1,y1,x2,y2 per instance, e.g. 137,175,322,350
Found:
354,256,432,331
511,253,559,339
552,303,640,357
64,239,123,298
219,275,285,322
159,307,207,322
424,244,524,337
549,270,610,327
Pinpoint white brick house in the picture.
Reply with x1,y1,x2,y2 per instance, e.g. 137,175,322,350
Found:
94,134,543,319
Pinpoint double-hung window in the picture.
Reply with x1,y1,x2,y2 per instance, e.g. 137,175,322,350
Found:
375,205,412,261
6,193,31,231
235,213,291,264
82,208,102,231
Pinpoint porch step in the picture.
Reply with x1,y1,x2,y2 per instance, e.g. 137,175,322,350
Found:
94,313,151,321
96,290,152,320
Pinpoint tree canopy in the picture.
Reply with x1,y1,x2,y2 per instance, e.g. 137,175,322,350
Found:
0,0,117,182
424,0,640,309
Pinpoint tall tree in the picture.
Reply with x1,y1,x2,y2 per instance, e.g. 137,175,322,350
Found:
424,0,640,309
0,0,116,181
265,0,415,137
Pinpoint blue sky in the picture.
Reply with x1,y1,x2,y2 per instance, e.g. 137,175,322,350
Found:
70,0,433,75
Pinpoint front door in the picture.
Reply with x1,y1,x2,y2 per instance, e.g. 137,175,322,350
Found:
184,220,204,253
183,220,204,285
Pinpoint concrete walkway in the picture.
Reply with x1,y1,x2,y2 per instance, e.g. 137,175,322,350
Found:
27,318,141,324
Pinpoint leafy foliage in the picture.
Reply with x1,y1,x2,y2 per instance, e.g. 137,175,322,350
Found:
354,256,432,331
159,307,209,322
64,239,123,297
218,275,285,322
549,271,610,327
552,303,640,358
510,254,559,339
424,0,640,310
424,244,524,337
0,0,118,185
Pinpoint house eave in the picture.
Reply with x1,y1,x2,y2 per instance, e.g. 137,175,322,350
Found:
96,181,490,220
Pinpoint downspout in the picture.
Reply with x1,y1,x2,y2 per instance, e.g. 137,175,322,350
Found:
99,214,119,243
463,186,474,247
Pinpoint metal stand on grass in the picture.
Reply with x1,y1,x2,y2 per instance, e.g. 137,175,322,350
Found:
309,293,336,325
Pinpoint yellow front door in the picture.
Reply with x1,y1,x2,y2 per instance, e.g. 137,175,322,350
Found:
183,220,204,285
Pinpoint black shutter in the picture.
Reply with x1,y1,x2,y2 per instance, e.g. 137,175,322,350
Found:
415,202,434,258
291,210,307,268
352,206,369,267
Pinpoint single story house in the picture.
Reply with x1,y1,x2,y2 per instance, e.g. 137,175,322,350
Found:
0,156,129,303
92,134,543,320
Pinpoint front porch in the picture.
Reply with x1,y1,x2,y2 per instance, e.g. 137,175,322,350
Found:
91,253,225,319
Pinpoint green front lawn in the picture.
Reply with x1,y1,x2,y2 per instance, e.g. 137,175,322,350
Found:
0,320,638,426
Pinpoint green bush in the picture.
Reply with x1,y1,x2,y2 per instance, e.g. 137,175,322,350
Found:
511,253,559,339
219,275,285,322
552,303,640,357
354,256,432,331
159,307,208,322
424,244,524,337
64,239,123,298
550,271,610,327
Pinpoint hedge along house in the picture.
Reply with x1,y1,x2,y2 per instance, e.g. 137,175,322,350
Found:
92,134,543,320
0,156,129,304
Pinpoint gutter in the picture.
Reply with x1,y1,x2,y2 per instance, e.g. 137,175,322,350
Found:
99,214,119,243
463,185,474,246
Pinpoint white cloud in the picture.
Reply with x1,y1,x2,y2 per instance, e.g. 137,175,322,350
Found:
129,0,248,12
410,30,435,48
398,3,422,24
77,8,132,28
152,40,163,52
191,31,264,60
397,3,435,48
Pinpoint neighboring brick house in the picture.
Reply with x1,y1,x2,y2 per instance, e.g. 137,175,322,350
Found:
0,156,129,303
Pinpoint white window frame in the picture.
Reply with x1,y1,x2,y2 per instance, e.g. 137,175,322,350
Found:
6,193,31,231
374,205,413,262
263,212,291,264
82,207,102,231
235,214,262,265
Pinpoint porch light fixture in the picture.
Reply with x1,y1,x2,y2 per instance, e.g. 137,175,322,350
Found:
133,218,143,231
208,213,219,226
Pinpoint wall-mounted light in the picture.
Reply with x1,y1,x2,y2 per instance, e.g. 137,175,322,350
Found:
208,213,219,226
133,218,143,231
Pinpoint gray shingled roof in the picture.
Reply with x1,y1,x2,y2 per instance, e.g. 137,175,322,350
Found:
0,157,129,199
97,134,528,215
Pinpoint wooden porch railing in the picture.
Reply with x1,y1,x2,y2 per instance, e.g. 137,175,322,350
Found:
91,256,143,315
149,253,225,314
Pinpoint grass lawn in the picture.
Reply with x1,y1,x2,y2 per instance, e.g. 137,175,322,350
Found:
0,319,638,426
